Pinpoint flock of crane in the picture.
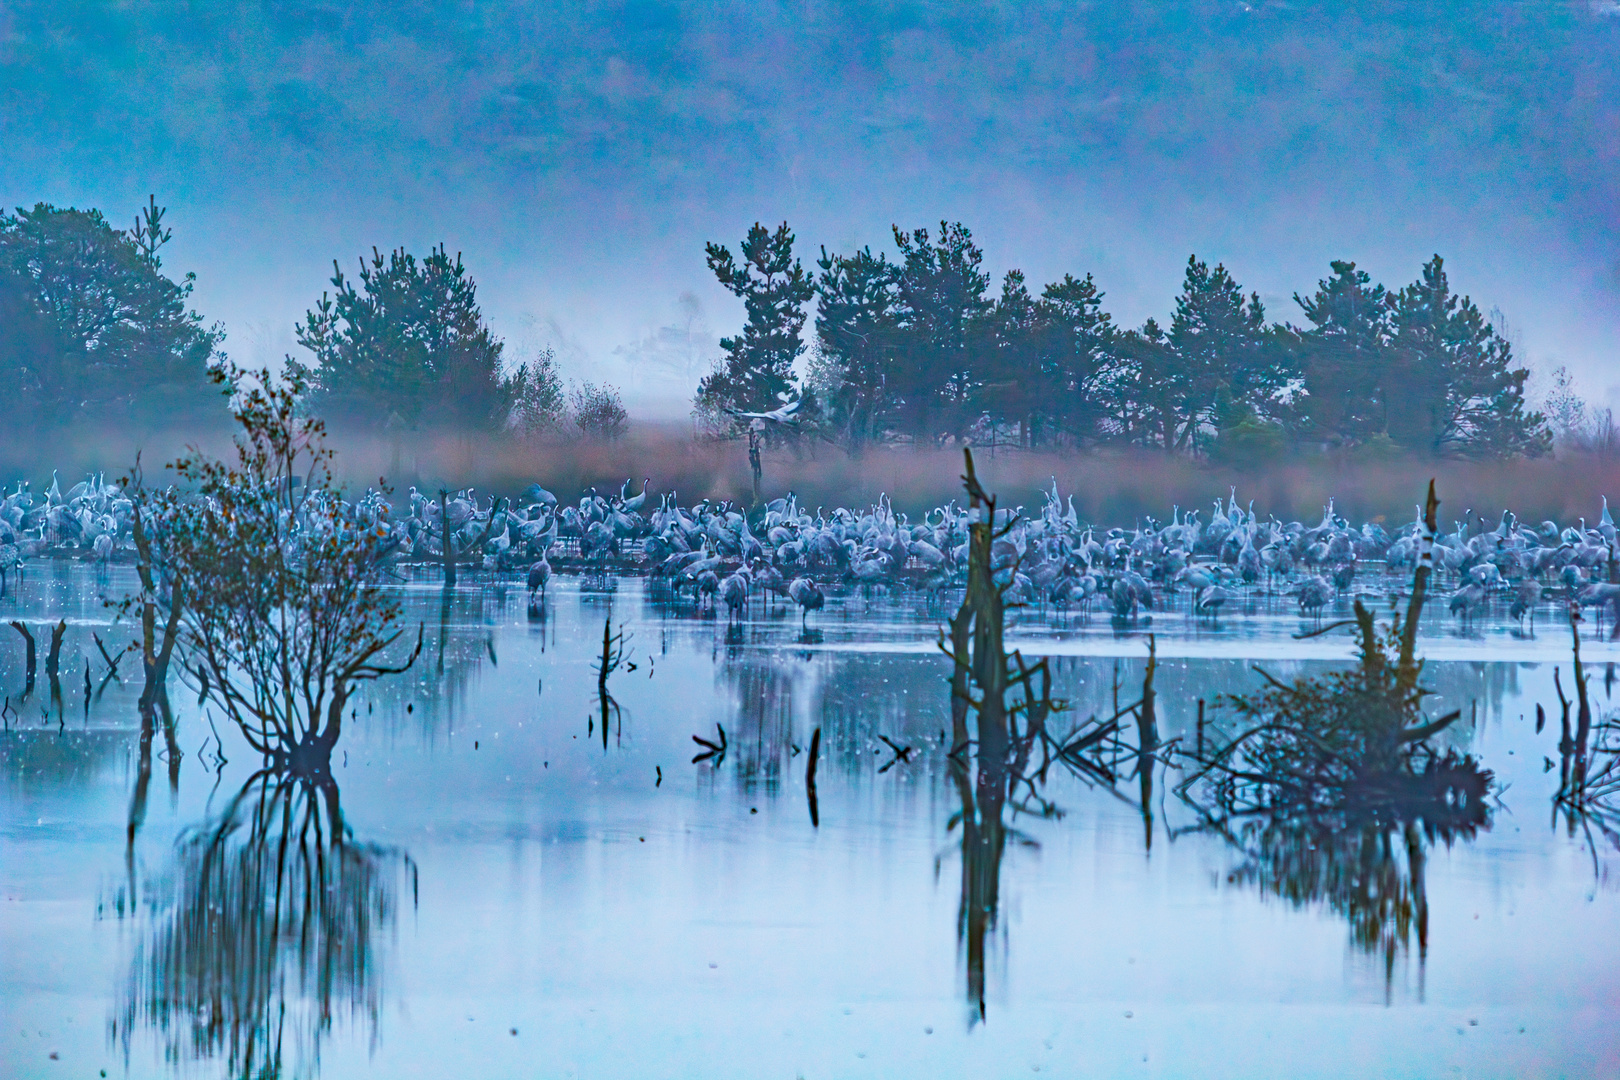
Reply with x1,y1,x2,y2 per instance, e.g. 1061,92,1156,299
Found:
3,471,1618,632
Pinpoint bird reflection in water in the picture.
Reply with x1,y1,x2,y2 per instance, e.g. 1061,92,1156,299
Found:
113,769,414,1079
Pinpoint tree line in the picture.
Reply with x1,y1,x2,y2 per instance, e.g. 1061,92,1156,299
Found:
696,221,1551,459
0,199,1561,458
0,199,625,438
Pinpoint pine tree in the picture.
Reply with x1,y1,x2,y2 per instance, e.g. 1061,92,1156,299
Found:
1290,260,1395,447
695,222,814,424
0,199,223,428
976,270,1044,445
890,222,992,440
812,244,901,451
289,246,511,429
1037,272,1116,446
1389,255,1550,456
1160,256,1274,452
508,346,565,434
1109,318,1178,448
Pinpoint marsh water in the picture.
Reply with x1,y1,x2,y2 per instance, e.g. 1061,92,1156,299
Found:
3,565,1618,1079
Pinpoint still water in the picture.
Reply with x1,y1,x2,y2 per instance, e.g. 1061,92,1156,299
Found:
3,566,1618,1078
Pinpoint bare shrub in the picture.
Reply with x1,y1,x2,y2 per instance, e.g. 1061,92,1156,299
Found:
569,380,628,440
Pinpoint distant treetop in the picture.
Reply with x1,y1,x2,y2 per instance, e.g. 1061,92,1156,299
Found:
287,245,515,430
0,198,225,429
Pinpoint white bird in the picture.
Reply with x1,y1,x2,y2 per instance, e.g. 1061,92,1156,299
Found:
725,399,801,425
527,557,551,598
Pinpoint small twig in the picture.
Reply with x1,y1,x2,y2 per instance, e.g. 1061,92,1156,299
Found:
691,723,728,764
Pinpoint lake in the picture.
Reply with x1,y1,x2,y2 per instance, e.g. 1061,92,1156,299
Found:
3,564,1618,1078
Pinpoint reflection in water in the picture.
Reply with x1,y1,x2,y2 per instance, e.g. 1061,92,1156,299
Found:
950,754,1009,1025
593,614,630,750
126,693,182,858
942,450,1121,1024
1180,591,1494,979
113,771,413,1079
1219,791,1486,981
1550,612,1620,868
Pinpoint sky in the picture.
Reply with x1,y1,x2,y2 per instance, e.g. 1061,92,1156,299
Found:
3,1,1618,419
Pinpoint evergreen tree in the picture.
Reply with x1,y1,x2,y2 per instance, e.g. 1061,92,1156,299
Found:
1109,318,1178,448
289,246,512,429
1289,260,1395,447
695,222,814,423
508,346,566,434
1037,272,1116,446
0,198,223,428
812,244,901,451
1388,255,1550,456
976,270,1044,445
890,222,992,439
1159,256,1274,452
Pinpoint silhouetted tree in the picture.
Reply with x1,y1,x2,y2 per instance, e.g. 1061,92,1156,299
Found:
1160,255,1276,452
1036,272,1117,445
1288,259,1396,447
1288,257,1549,456
975,270,1044,445
1108,318,1178,447
1388,255,1549,457
891,222,992,440
0,198,223,428
696,222,813,425
289,245,512,429
811,245,901,451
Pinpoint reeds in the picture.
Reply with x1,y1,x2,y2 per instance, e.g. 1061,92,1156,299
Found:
19,418,1620,526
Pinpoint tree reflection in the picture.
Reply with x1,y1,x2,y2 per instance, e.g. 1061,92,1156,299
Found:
1178,489,1494,980
949,754,1009,1024
114,770,413,1080
941,450,1114,1024
1211,779,1487,977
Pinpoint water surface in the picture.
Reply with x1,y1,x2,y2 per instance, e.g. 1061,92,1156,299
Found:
3,566,1618,1078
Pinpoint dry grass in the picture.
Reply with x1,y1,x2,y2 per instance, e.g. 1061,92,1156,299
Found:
10,419,1620,524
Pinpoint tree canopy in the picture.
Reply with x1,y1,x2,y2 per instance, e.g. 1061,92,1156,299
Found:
722,220,1551,459
696,222,814,426
0,199,223,428
288,245,512,429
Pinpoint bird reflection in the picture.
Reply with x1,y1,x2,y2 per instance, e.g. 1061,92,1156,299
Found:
114,770,413,1080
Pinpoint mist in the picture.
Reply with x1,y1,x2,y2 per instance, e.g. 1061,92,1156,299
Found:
3,1,1619,417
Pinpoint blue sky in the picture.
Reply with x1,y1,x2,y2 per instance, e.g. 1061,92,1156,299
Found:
4,1,1617,417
